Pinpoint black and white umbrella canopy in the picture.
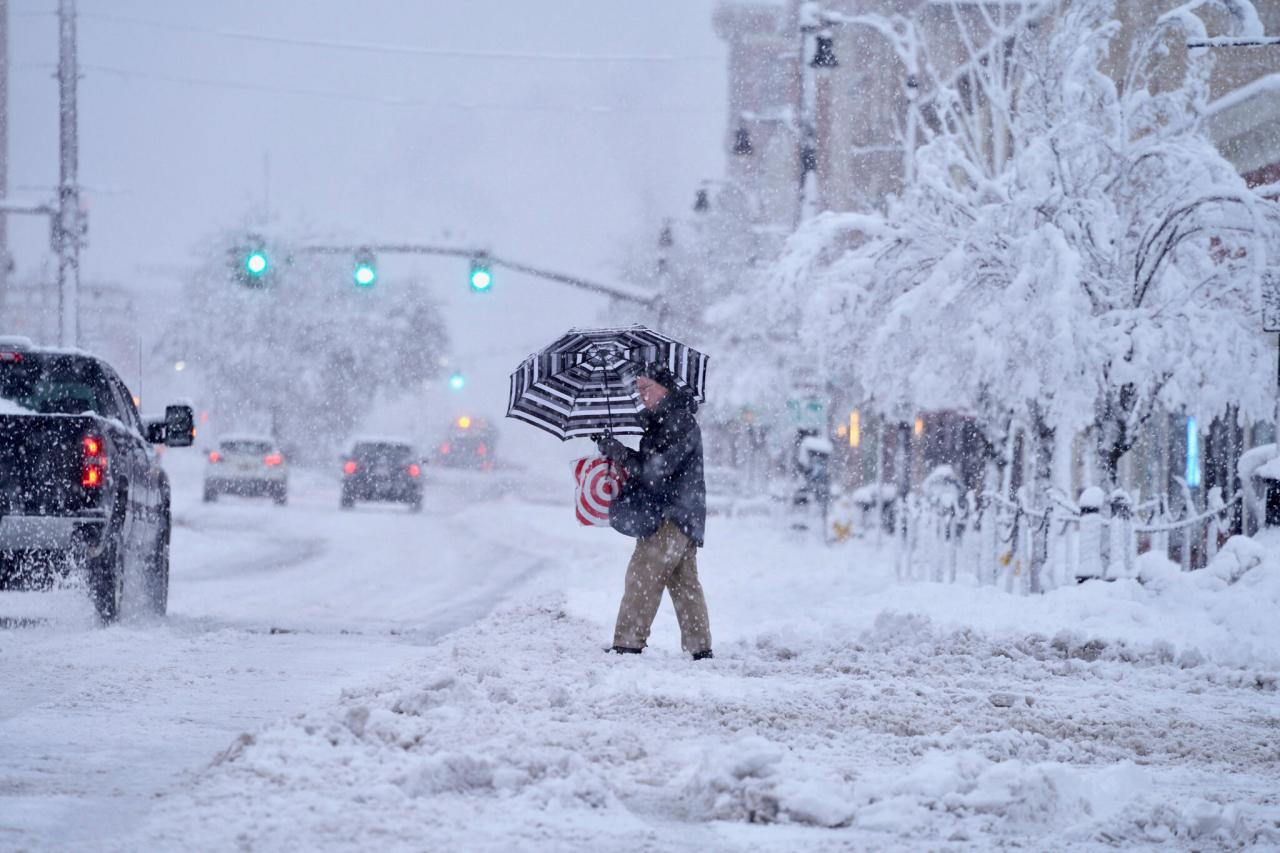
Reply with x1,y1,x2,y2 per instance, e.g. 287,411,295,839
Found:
507,325,708,440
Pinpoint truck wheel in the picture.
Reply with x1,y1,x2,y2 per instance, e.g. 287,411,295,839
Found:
409,496,423,514
340,488,354,509
88,532,124,625
203,483,218,503
142,525,170,616
273,484,288,506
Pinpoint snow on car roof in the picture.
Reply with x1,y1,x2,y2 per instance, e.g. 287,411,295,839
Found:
0,337,95,358
348,434,415,449
218,433,277,445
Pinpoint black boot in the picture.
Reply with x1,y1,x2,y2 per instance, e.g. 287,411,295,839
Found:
691,649,714,661
607,645,642,655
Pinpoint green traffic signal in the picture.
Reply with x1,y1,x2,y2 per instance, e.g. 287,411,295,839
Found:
353,248,377,288
469,258,492,292
244,250,269,278
449,372,466,391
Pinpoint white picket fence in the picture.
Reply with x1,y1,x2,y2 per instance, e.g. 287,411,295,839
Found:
890,487,1241,593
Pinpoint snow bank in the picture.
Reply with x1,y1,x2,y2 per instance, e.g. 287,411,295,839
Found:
134,600,1280,848
131,508,1280,850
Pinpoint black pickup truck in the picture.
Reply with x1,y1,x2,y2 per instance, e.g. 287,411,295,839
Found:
0,337,194,623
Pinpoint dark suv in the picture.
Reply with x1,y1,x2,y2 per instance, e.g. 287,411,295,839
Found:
340,440,423,511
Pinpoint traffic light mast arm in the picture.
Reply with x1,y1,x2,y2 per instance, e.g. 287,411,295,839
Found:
485,253,653,305
294,243,655,306
0,201,57,216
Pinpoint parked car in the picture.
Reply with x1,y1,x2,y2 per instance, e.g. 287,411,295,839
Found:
203,435,288,504
341,438,423,511
704,466,741,517
434,415,496,471
0,336,194,622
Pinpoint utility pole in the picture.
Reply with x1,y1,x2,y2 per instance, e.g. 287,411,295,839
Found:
796,10,819,226
56,0,81,347
0,0,10,298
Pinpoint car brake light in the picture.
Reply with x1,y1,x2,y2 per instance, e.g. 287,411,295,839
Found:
82,434,106,488
439,442,450,455
209,451,221,463
0,351,22,363
343,460,358,475
264,453,284,466
408,463,421,478
476,443,487,457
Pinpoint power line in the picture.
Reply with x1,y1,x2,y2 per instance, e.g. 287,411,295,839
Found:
78,11,721,64
20,61,714,115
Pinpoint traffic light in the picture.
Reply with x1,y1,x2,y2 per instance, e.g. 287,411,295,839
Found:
353,248,377,288
245,250,269,278
232,234,271,287
469,256,492,292
449,372,465,391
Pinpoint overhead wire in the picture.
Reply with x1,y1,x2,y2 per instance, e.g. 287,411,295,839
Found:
16,11,720,114
77,11,722,64
19,61,712,115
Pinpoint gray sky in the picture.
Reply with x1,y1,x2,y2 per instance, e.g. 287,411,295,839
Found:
8,1,727,448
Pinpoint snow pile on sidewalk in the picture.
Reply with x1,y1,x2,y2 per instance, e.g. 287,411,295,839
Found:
131,512,1280,850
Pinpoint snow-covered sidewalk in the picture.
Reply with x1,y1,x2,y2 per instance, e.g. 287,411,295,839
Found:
130,504,1280,851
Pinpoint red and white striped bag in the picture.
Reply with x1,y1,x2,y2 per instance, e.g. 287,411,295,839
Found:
573,456,626,527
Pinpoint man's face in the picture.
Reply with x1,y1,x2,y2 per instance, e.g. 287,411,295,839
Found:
636,376,668,411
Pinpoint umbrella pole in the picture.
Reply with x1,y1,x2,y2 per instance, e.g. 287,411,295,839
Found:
603,372,613,440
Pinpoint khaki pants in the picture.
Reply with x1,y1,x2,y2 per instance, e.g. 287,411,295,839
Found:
613,520,712,654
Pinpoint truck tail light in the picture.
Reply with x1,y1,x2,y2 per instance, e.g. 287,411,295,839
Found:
0,351,23,363
264,453,284,467
208,451,221,463
343,460,357,475
82,434,106,488
408,464,421,478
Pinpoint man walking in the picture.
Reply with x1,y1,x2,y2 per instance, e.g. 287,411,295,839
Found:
597,364,712,660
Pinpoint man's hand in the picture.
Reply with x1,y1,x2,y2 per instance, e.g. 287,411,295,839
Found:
597,436,627,463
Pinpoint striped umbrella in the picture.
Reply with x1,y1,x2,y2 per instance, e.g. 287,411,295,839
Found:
506,325,709,440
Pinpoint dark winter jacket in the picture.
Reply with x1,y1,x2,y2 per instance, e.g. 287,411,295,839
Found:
606,387,706,547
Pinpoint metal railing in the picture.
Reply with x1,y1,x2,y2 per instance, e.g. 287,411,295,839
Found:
890,486,1242,593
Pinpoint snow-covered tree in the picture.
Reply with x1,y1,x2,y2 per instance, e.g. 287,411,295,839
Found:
160,235,449,460
761,0,1280,497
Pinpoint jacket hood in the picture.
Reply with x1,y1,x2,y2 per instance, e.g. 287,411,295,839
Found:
667,384,699,415
641,384,698,427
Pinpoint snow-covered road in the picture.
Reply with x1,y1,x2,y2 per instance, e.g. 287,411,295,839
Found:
3,455,1279,851
0,459,549,850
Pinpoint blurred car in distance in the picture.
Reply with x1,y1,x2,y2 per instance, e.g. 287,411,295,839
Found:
704,465,773,518
704,465,740,517
434,415,496,471
203,435,288,504
341,438,423,511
